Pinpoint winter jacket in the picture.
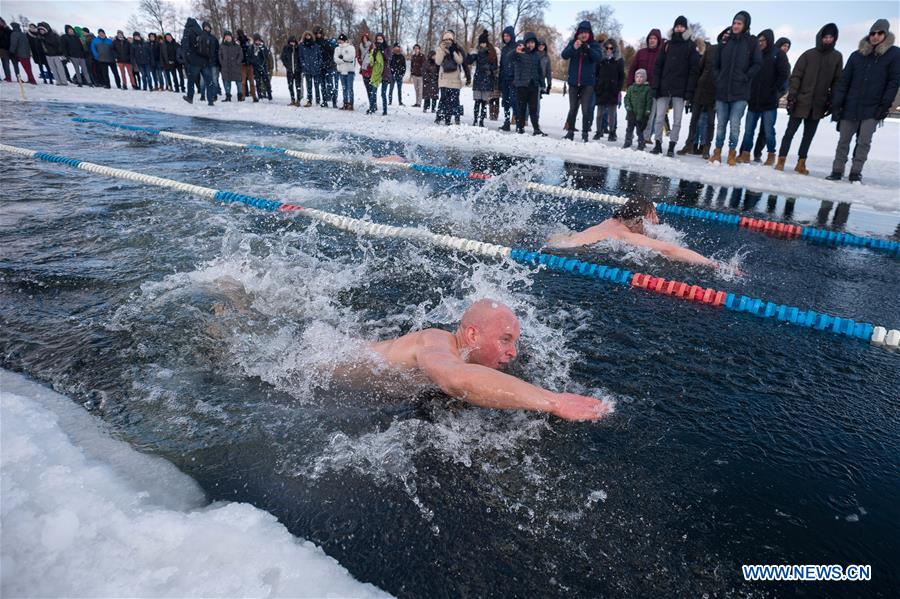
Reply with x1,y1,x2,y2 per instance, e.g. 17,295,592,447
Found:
775,37,792,95
715,12,763,102
624,81,654,120
627,29,662,85
594,42,624,104
113,36,131,63
299,38,322,74
39,23,62,57
130,39,150,66
369,46,386,86
206,33,220,68
560,21,603,87
335,42,357,74
238,33,252,65
410,52,425,76
653,28,700,99
499,26,517,82
832,30,900,122
748,29,790,112
0,22,9,53
467,45,497,91
512,33,543,88
91,36,115,62
62,30,86,59
434,37,464,89
181,18,209,67
9,24,30,59
219,40,243,81
423,57,439,98
160,39,179,69
149,37,163,66
318,38,335,73
248,42,270,73
358,40,373,76
28,28,47,63
539,50,552,91
389,51,406,77
694,29,727,106
787,23,843,119
281,41,300,75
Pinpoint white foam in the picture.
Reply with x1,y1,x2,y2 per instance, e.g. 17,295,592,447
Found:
0,369,391,598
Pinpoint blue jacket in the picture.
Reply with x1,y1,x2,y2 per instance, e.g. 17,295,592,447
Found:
832,32,900,121
299,39,322,74
498,26,517,82
90,35,114,62
560,21,603,87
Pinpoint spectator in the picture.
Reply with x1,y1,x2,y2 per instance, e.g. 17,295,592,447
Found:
27,24,53,84
434,30,465,125
202,22,220,100
389,43,406,105
236,29,257,101
8,22,36,84
38,23,67,85
181,17,215,105
249,33,272,101
593,37,624,141
63,24,91,86
467,30,498,127
627,28,663,143
513,32,546,135
366,33,388,115
130,32,151,91
752,36,792,160
682,30,727,157
299,31,322,106
538,40,552,115
219,30,243,101
113,31,135,89
651,16,700,156
314,26,337,107
335,33,357,110
161,33,183,92
410,44,425,106
0,19,11,82
498,25,518,130
359,33,373,108
738,29,789,165
828,19,900,182
281,35,301,105
422,50,439,112
623,68,653,150
775,23,842,173
561,20,603,141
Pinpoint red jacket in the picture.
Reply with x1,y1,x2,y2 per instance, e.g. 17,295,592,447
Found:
627,28,662,86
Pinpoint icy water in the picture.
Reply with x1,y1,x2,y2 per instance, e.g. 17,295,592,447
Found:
1,101,899,598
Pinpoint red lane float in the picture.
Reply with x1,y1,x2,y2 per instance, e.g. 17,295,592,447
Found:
630,273,727,307
739,216,802,238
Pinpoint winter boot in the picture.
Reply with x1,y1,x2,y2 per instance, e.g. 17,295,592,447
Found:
564,129,575,141
182,95,193,104
825,171,842,181
727,149,737,166
737,151,751,163
533,129,547,137
753,153,762,163
848,172,862,182
593,130,604,140
651,140,663,155
473,101,481,126
305,100,312,107
516,127,525,134
794,159,809,175
623,138,632,149
500,119,511,132
676,144,691,156
637,139,646,151
582,130,590,142
708,147,722,163
701,143,710,159
774,156,786,171
238,93,244,101
666,141,676,157
763,152,776,166
223,95,232,102
607,132,617,142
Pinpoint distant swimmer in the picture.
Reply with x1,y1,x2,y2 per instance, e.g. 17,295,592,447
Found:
546,197,720,268
365,299,612,421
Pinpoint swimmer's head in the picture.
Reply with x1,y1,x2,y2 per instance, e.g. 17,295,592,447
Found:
613,197,658,233
456,299,520,369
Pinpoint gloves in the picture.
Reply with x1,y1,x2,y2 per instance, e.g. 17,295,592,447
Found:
786,93,797,115
684,100,692,113
831,109,842,123
823,99,832,117
876,103,890,121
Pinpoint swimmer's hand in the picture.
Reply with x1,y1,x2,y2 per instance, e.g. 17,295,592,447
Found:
551,393,612,421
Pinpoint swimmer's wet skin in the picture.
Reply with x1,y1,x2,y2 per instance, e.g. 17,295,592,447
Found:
547,197,721,269
370,299,611,421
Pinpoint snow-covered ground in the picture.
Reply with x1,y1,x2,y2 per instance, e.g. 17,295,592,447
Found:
0,369,390,598
2,74,898,212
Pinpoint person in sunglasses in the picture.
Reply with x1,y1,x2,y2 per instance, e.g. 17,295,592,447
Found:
827,19,900,182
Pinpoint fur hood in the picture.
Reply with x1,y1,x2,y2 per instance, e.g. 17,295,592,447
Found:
665,26,696,43
600,38,621,60
858,30,895,56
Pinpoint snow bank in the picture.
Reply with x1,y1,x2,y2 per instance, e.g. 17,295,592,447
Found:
3,75,898,212
0,369,391,598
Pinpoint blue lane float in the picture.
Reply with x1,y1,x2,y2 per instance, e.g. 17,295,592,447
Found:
3,141,898,352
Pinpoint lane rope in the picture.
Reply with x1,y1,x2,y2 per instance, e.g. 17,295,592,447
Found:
72,117,899,256
3,142,898,351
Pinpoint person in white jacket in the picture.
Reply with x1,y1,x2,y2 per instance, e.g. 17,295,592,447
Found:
335,34,358,110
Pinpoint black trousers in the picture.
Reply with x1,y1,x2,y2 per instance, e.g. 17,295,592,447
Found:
515,85,540,130
685,101,715,147
778,116,820,159
565,84,595,132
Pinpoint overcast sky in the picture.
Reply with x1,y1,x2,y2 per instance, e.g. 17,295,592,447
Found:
5,0,898,62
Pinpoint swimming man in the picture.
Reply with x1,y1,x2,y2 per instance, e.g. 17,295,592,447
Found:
546,198,719,268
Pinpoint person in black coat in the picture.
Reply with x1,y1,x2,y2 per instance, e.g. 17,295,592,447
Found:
828,19,900,182
236,29,257,101
752,36,792,160
147,33,163,90
130,32,151,90
466,30,498,127
651,16,700,155
281,36,301,105
738,29,789,164
113,31,135,89
513,32,546,136
249,33,272,101
181,17,215,105
710,10,762,164
37,22,68,85
27,24,53,83
201,22,221,100
388,44,407,105
62,24,92,86
161,33,183,92
593,38,624,141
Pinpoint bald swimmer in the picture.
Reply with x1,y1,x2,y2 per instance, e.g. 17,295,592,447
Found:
369,299,611,421
546,198,719,268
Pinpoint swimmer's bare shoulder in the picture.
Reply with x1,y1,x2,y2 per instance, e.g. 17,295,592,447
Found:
370,328,459,370
547,219,620,248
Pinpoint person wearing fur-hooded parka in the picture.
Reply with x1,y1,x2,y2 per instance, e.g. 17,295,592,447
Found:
775,22,843,174
651,15,700,155
828,19,900,181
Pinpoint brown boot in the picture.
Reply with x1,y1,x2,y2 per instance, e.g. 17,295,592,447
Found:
701,143,711,159
708,147,722,163
774,156,786,171
676,144,691,156
794,158,809,175
763,152,776,166
727,149,737,166
737,150,751,163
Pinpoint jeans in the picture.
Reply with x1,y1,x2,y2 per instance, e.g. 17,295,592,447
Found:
380,80,389,113
186,64,214,103
389,73,403,103
367,80,378,112
832,119,878,175
340,72,355,104
740,109,776,153
778,116,820,159
323,70,338,105
687,102,716,147
137,64,151,90
223,79,241,98
150,65,163,89
654,97,684,143
565,85,595,133
715,100,747,149
286,71,301,100
304,74,321,103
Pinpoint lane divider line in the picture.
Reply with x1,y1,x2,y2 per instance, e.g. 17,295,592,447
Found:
73,117,898,255
3,142,897,351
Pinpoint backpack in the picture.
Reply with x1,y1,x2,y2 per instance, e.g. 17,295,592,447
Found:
441,48,458,72
195,32,212,58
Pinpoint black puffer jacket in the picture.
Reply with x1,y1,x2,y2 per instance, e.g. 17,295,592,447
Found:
653,27,700,99
28,27,48,63
181,17,207,67
61,27,85,59
161,39,179,69
38,23,62,57
467,45,498,92
694,29,729,106
594,40,624,104
512,32,543,88
130,38,150,66
832,30,900,121
113,36,131,62
714,11,762,102
748,29,790,111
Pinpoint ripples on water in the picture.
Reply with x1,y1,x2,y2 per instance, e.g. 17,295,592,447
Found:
1,102,898,597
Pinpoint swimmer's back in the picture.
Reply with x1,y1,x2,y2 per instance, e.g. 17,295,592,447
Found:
370,328,457,370
547,218,624,248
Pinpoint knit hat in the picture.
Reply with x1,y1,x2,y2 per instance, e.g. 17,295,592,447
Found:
635,68,647,81
478,30,489,44
97,28,105,34
133,31,141,37
870,19,890,34
674,15,688,29
338,33,348,41
253,33,262,41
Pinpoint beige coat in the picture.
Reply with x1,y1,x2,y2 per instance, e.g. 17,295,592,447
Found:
434,33,464,89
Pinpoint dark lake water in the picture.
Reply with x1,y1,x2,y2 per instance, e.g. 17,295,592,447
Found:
2,101,898,598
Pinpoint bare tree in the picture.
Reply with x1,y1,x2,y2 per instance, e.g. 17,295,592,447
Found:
128,0,176,34
574,4,621,41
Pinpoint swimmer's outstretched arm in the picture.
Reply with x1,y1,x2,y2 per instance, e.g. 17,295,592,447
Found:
417,348,609,421
619,232,719,267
